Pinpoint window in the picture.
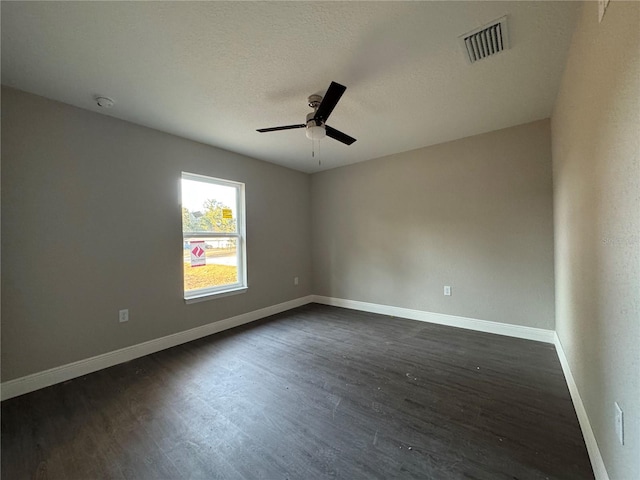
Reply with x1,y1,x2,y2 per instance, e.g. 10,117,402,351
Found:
181,172,246,301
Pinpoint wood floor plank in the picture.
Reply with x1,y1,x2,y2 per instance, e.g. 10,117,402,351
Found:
2,304,594,479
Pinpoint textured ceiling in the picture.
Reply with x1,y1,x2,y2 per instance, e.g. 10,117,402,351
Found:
1,1,579,173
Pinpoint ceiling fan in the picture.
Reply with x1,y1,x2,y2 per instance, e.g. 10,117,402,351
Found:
257,81,356,145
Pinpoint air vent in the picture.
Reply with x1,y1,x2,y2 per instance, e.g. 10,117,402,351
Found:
459,16,509,64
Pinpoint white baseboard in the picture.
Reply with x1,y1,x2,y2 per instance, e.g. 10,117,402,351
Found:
1,295,314,401
312,295,555,343
554,333,610,480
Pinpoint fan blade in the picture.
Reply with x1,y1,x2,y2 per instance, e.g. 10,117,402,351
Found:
314,81,346,122
257,124,305,133
326,125,357,145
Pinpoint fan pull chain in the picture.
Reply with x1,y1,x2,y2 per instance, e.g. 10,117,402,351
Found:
311,140,321,166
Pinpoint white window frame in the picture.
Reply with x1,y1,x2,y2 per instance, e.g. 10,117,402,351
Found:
181,172,247,303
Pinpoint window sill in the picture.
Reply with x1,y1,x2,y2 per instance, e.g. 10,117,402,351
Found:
184,287,248,304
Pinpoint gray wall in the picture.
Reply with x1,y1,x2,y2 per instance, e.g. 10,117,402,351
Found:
311,119,555,329
551,2,640,478
1,87,311,381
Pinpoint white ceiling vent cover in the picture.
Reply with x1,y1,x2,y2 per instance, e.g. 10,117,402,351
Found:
459,16,509,64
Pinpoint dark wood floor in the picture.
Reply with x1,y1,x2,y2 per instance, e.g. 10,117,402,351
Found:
2,303,593,479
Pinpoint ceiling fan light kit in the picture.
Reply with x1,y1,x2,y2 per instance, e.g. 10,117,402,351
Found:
257,81,356,146
305,111,326,140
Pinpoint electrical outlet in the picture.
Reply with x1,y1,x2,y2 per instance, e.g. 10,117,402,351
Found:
119,309,129,323
294,276,299,285
614,402,624,445
444,286,452,296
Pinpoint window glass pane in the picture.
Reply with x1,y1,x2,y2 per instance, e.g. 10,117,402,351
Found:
181,172,246,300
181,178,238,233
183,237,239,292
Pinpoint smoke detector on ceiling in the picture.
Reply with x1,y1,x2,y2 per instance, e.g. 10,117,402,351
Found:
95,96,115,108
459,16,510,64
